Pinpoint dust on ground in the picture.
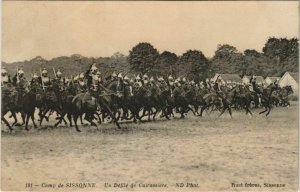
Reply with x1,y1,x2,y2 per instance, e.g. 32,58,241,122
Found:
1,103,298,191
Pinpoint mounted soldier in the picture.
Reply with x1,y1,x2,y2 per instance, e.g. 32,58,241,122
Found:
116,73,124,98
10,68,29,109
85,63,100,94
143,74,149,86
1,67,15,104
78,73,87,93
213,76,224,107
13,68,29,89
273,78,280,89
30,73,40,87
52,69,65,92
39,68,51,90
149,76,155,87
181,77,188,91
134,75,143,88
213,76,222,93
1,67,11,87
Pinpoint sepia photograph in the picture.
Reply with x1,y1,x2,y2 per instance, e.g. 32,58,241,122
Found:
1,1,299,191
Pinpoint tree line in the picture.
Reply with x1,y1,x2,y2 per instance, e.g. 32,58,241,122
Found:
2,37,298,81
128,37,298,81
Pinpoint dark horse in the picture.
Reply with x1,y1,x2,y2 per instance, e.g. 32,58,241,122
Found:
256,84,279,116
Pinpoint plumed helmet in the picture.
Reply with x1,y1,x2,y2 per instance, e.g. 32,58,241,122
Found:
56,69,62,77
2,68,7,74
74,75,79,81
191,80,195,84
18,69,25,74
136,75,141,80
91,63,98,71
150,77,154,82
124,76,129,81
143,74,148,79
112,71,117,77
158,76,164,81
117,73,123,78
32,73,38,78
168,75,173,80
42,68,48,74
79,73,85,79
182,77,186,82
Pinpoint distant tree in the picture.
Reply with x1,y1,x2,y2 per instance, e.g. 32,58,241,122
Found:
214,44,238,60
128,42,159,74
244,49,261,57
263,37,299,62
211,44,241,74
154,51,178,76
178,50,209,81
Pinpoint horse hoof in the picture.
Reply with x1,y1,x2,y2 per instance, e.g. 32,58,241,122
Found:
76,129,81,132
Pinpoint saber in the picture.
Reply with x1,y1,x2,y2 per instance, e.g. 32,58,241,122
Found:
40,68,45,91
16,66,20,83
53,68,57,79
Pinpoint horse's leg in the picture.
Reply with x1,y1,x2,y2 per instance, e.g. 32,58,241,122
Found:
73,114,81,132
246,100,253,116
31,113,38,129
148,108,151,121
186,106,195,116
25,115,30,131
9,111,18,127
194,105,199,115
87,113,97,127
259,102,268,114
67,113,73,127
152,107,159,121
228,107,233,118
218,106,226,117
103,101,121,129
96,112,102,124
199,103,208,117
266,104,272,116
20,111,27,126
2,116,13,131
39,108,49,126
54,112,65,127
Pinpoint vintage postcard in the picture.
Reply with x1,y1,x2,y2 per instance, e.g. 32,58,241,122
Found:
1,1,298,191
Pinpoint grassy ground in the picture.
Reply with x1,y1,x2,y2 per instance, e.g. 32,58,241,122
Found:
1,103,298,191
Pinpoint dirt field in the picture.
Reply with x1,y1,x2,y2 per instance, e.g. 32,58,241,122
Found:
1,103,298,191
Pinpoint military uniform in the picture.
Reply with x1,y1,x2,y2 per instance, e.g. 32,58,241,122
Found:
1,68,10,87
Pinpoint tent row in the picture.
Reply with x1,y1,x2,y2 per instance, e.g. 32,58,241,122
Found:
211,72,298,94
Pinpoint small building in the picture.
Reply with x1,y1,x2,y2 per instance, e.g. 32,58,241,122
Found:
279,72,298,93
211,73,242,85
242,75,264,85
264,76,280,86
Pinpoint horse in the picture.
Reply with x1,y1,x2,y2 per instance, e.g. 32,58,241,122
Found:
71,92,99,132
258,84,279,116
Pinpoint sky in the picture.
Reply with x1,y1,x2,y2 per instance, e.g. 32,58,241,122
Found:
2,1,299,63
